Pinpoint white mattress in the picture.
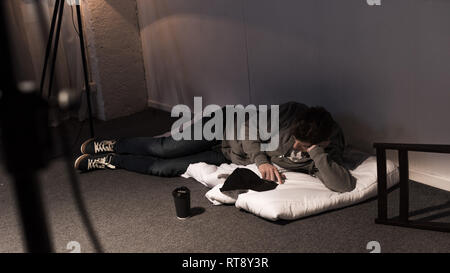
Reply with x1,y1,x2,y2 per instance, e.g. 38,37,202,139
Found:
182,156,399,221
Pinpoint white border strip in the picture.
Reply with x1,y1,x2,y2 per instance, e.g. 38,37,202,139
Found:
409,169,450,192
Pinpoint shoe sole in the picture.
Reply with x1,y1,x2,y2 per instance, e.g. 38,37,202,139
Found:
74,154,90,170
80,138,95,154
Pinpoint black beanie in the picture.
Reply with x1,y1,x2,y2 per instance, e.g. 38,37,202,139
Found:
220,168,278,193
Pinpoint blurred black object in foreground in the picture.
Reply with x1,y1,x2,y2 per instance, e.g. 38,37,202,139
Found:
0,1,102,253
0,1,53,251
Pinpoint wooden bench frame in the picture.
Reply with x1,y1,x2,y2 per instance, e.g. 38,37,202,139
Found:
373,143,450,233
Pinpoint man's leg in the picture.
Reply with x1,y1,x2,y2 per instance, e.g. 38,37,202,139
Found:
111,150,229,177
114,136,220,158
97,111,224,158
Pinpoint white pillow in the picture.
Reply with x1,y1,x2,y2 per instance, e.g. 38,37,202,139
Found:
183,156,399,221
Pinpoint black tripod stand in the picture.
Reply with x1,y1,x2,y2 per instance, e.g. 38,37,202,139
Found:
40,0,95,138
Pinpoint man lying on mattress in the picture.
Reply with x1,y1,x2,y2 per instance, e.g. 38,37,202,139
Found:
74,101,356,193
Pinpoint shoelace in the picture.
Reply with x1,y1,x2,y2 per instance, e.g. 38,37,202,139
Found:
94,140,116,153
88,155,116,170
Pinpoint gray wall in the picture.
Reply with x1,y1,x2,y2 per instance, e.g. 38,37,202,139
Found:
137,0,450,190
137,0,252,109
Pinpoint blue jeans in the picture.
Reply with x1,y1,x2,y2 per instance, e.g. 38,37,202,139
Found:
111,107,231,176
111,136,229,177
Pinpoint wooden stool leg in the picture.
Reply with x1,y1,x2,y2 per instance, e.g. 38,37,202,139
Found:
398,150,409,222
376,148,387,221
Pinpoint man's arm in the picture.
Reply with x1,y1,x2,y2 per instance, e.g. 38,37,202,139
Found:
307,125,356,193
241,134,286,183
239,116,285,184
241,138,270,167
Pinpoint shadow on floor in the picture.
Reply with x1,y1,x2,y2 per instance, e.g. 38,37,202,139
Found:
410,200,450,222
190,207,206,217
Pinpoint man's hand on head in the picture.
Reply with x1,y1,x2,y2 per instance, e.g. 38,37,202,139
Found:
306,140,331,153
258,163,284,184
306,144,317,153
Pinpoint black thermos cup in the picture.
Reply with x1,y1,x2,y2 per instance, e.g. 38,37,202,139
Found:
172,187,190,219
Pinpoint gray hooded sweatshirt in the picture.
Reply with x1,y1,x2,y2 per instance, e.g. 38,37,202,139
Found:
221,102,356,193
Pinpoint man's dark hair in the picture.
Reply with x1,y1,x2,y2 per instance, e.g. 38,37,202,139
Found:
290,106,334,144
